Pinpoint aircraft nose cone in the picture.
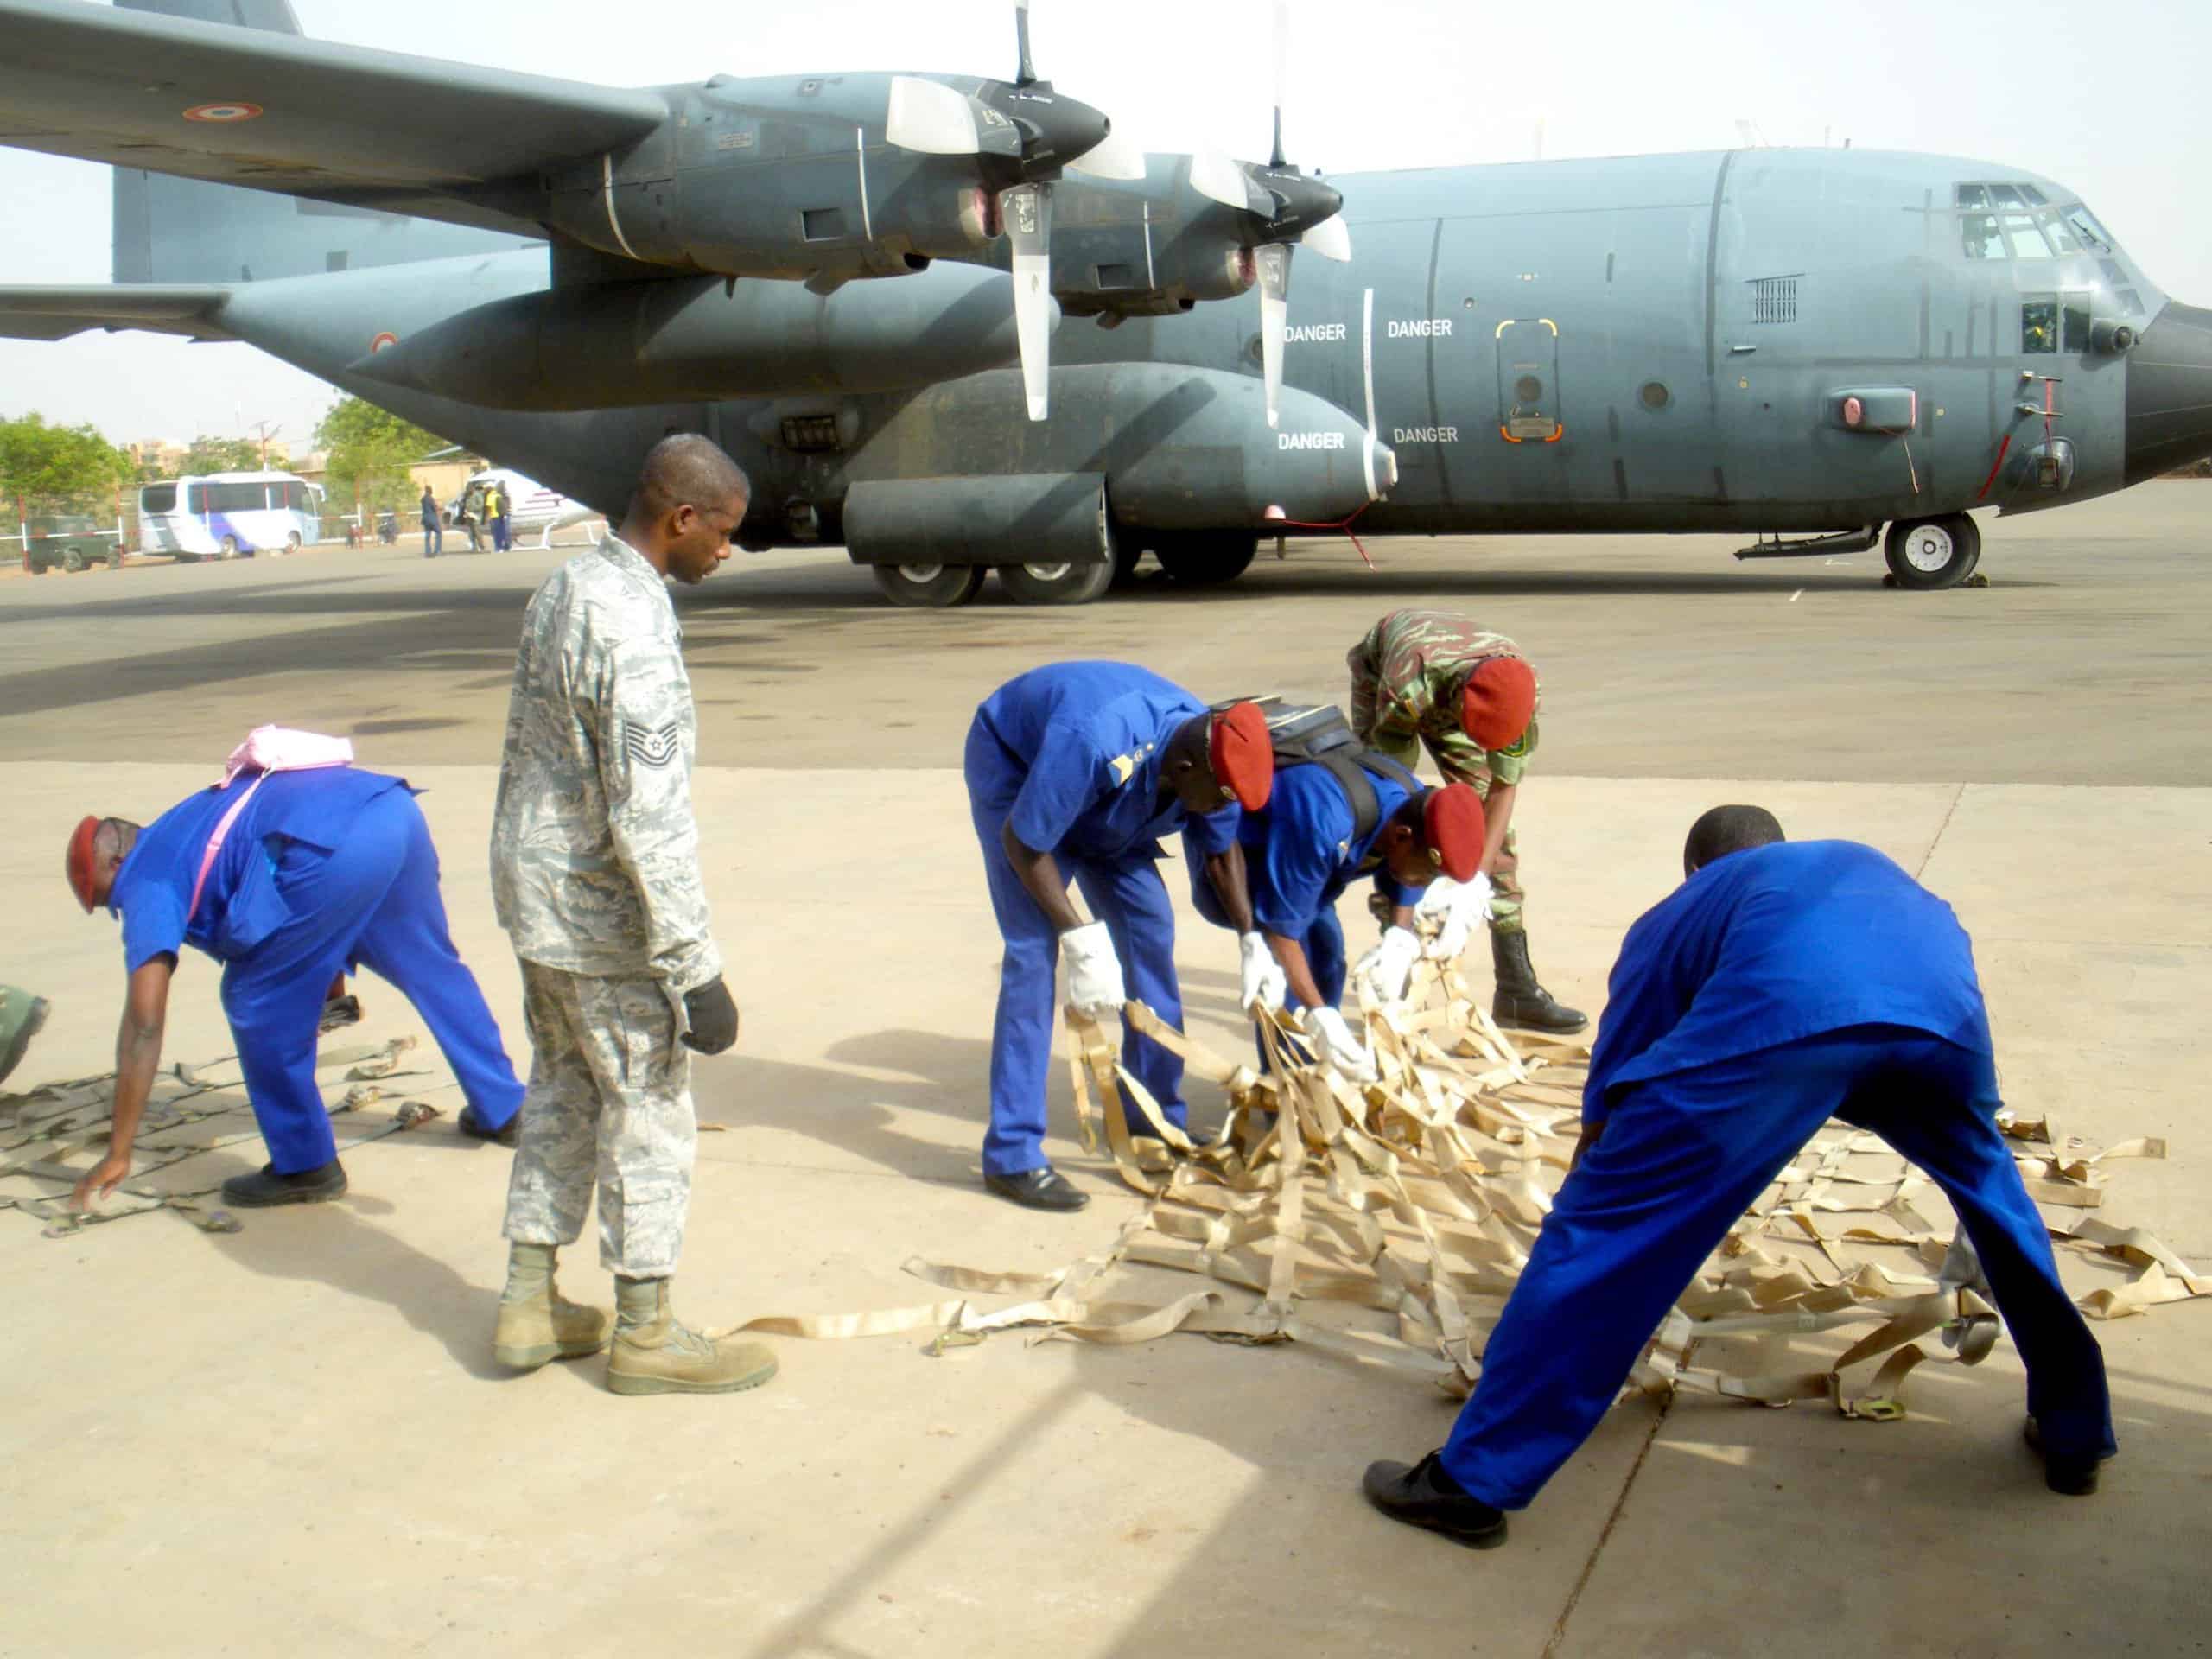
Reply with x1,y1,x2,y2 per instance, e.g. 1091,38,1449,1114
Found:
2125,299,2212,485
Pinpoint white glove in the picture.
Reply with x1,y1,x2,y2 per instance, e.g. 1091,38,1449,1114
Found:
1059,921,1126,1018
1238,931,1287,1013
1306,1006,1378,1083
1414,873,1495,961
1353,925,1421,1003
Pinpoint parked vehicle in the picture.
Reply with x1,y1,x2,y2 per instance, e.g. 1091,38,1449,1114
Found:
23,513,116,573
138,472,323,560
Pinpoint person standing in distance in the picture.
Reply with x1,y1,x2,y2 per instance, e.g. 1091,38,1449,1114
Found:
419,483,442,560
1347,609,1586,1033
489,435,766,1397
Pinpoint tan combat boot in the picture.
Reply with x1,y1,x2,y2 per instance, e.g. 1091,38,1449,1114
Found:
607,1275,779,1396
493,1243,613,1370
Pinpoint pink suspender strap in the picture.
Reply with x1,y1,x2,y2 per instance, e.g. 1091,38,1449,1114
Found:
188,773,267,924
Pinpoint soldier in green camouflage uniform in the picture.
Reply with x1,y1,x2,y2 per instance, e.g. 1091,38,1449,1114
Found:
490,435,776,1396
0,984,50,1087
1347,609,1587,1033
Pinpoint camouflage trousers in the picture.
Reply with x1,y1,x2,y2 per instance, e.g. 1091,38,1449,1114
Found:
502,962,696,1278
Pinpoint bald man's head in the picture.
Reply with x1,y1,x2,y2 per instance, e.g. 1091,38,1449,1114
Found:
1684,804,1784,876
620,435,751,584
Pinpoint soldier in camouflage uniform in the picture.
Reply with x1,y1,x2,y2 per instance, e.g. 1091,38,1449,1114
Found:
1347,608,1587,1033
0,984,50,1087
490,435,773,1396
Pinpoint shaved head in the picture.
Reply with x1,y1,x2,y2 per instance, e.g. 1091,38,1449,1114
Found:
620,434,751,584
632,434,750,523
1684,804,1784,875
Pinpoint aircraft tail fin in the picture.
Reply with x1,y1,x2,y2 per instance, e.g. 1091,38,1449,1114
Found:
111,0,532,283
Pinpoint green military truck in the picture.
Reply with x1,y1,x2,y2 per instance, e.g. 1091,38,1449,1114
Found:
23,514,118,573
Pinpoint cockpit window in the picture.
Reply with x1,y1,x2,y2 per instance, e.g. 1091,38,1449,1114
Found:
1955,183,1990,210
1961,213,2005,260
2061,205,2116,254
2002,214,2053,258
1989,184,2028,209
2018,184,2049,207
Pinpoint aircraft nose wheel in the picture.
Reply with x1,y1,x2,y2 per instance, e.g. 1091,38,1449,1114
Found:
871,562,987,608
1883,513,1981,589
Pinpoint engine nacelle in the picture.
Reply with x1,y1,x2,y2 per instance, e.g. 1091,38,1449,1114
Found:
540,79,1001,285
350,260,1032,410
1044,157,1268,319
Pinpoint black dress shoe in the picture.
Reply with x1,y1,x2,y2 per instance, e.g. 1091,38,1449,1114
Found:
983,1166,1090,1211
2024,1414,2110,1497
220,1160,348,1207
458,1104,521,1147
1363,1450,1509,1548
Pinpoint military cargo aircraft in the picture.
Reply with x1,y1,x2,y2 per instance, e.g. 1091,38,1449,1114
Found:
3,0,2209,607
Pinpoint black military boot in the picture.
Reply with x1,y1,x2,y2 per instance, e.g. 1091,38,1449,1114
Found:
1490,929,1588,1034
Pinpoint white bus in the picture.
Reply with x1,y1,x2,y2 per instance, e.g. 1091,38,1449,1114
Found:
138,472,324,560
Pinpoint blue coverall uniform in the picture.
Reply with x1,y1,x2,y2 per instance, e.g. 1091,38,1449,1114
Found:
1187,762,1418,1015
965,664,1239,1179
109,768,525,1174
1440,840,2115,1510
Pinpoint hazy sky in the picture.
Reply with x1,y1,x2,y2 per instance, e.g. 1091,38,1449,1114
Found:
3,0,2205,445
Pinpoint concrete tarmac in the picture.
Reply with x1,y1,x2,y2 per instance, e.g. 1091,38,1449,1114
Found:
2,486,2207,1656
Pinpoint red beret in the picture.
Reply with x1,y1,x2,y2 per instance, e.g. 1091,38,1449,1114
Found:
1421,785,1486,883
1459,657,1537,753
67,814,100,913
1209,702,1274,811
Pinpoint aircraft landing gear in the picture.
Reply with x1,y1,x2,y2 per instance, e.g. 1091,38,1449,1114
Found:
1152,531,1259,588
871,563,987,608
996,557,1116,606
1883,514,1981,590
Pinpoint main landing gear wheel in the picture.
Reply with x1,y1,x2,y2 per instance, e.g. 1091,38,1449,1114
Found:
1883,514,1981,590
997,558,1117,606
872,562,988,608
1152,531,1260,588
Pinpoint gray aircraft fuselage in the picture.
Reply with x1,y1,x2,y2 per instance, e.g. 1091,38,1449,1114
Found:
95,145,2212,563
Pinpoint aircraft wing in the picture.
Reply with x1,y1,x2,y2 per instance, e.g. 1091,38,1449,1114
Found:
0,0,669,235
0,285,234,342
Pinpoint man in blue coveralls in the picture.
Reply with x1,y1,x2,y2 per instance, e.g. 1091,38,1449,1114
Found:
1364,806,2117,1549
1186,761,1489,1078
65,771,527,1211
967,664,1277,1212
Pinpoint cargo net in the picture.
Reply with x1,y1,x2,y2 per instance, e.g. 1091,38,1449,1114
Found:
750,957,2208,1424
1,1037,447,1237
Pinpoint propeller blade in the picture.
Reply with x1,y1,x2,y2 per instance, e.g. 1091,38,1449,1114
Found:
885,75,984,155
1065,125,1147,181
1014,0,1039,86
1300,213,1351,262
1256,241,1290,429
1270,0,1290,168
1006,182,1055,420
1189,149,1256,212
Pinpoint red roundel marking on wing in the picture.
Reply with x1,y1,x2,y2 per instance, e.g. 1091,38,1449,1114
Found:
370,333,399,353
183,103,264,123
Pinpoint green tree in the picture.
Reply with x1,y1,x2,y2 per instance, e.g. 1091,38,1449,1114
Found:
0,412,132,509
316,397,452,512
178,435,264,475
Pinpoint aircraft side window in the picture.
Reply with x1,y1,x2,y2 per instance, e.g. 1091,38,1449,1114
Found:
1961,213,2005,260
2063,296,2094,352
2002,214,2053,258
2022,298,2060,354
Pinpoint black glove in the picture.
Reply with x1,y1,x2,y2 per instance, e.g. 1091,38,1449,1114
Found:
680,976,740,1055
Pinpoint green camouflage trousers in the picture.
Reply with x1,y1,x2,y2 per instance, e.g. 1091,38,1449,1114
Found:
0,983,49,1088
502,962,696,1278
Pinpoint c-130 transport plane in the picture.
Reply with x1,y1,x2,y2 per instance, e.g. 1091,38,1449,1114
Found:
3,0,2209,607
